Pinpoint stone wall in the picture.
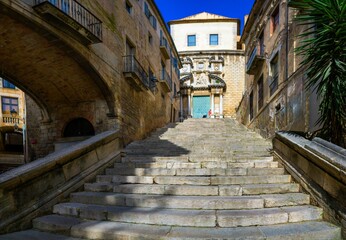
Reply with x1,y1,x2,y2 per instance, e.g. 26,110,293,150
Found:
0,0,180,159
236,0,319,138
0,130,122,233
223,54,245,116
273,132,346,238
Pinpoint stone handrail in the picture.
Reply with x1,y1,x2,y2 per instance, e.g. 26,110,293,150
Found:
0,130,123,233
273,131,346,238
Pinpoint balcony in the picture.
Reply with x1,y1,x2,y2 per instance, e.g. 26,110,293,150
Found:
159,70,172,92
123,55,149,91
2,117,20,125
33,0,102,44
160,37,170,60
246,46,265,74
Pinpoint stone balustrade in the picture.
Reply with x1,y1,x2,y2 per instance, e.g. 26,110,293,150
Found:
0,130,123,233
273,131,346,238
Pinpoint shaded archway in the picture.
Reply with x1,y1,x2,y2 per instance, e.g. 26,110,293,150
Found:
0,2,117,159
63,118,95,137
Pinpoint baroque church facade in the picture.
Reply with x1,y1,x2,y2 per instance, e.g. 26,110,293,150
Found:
169,12,245,119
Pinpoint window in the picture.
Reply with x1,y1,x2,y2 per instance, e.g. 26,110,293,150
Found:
271,7,279,34
161,61,166,80
2,79,15,89
209,34,219,45
270,54,279,96
144,2,157,29
148,32,153,45
2,97,18,114
126,39,135,56
187,35,196,46
144,2,150,18
259,32,264,56
249,91,254,120
149,68,156,91
257,76,264,110
174,83,177,96
125,0,132,14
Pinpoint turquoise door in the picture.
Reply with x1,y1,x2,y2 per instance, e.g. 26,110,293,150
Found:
193,96,210,118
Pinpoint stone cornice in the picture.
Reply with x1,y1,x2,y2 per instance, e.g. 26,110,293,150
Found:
179,50,244,56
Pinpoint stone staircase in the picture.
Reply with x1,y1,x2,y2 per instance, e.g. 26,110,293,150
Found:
0,119,341,239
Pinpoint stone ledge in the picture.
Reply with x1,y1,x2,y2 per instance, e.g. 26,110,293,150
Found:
273,131,346,238
0,130,123,233
275,131,345,182
0,130,120,191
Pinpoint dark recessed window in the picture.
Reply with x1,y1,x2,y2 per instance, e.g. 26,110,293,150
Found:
209,34,219,45
148,32,153,45
270,54,279,96
125,0,132,14
271,7,280,34
257,76,264,110
249,91,254,120
187,35,196,46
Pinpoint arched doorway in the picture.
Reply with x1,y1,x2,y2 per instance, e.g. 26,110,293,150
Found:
63,118,95,137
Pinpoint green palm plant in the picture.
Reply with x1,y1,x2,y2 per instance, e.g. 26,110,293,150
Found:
289,0,346,147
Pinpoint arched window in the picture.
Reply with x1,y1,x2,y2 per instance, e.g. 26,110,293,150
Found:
63,118,95,137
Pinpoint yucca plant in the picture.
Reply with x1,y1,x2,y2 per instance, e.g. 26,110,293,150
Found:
289,0,346,147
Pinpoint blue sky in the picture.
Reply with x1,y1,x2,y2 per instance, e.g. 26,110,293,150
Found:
155,0,255,33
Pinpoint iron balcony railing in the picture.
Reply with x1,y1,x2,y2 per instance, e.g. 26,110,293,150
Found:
246,45,265,73
160,36,170,59
123,55,149,88
160,70,172,90
160,37,168,49
246,46,258,71
34,0,102,40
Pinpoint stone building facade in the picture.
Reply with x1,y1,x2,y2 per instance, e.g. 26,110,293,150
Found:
0,78,26,162
0,0,180,160
169,12,244,118
236,0,319,138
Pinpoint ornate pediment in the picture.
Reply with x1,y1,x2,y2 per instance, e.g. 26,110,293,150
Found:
180,73,226,90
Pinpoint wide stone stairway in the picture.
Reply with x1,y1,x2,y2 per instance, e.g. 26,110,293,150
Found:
0,119,341,239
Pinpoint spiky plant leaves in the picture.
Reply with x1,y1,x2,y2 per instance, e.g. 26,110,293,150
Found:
289,0,346,147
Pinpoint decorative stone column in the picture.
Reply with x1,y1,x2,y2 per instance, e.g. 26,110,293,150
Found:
179,93,184,121
220,94,224,118
190,92,194,118
211,93,215,118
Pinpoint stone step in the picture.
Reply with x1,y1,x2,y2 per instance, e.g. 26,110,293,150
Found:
121,156,274,163
84,183,299,196
125,145,271,151
54,205,216,227
53,204,321,228
217,205,323,227
85,182,300,196
96,174,291,185
151,175,292,185
0,229,83,240
114,160,278,169
67,221,341,240
104,167,285,176
32,214,82,235
69,192,309,209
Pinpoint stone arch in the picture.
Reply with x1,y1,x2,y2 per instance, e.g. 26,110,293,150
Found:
210,75,226,89
63,118,95,137
0,2,116,122
0,73,51,123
